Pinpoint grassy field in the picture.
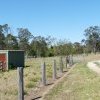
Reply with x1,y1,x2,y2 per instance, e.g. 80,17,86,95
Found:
43,63,100,100
0,56,67,100
0,53,100,100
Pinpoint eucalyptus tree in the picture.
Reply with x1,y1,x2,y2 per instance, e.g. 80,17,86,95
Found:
84,26,100,53
73,42,83,54
17,28,33,54
30,36,48,57
53,40,73,56
0,24,10,49
5,34,18,50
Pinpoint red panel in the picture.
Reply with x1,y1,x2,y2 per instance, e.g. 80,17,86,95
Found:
0,54,6,62
0,54,6,70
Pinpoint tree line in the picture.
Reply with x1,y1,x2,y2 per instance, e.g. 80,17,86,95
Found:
0,24,100,57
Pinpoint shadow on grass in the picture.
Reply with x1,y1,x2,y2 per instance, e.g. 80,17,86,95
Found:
32,96,42,100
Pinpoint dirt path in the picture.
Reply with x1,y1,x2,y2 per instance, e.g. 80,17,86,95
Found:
87,61,100,75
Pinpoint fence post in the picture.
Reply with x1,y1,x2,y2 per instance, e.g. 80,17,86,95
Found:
69,55,73,66
66,56,68,69
53,60,57,80
69,55,71,66
17,67,24,100
41,62,46,86
59,57,63,73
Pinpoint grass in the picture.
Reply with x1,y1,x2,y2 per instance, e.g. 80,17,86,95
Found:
0,56,67,100
94,62,100,68
43,63,100,100
0,53,100,100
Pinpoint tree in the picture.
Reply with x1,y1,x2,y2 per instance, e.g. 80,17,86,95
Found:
0,24,15,50
48,46,54,57
30,36,48,57
17,28,33,54
0,25,6,49
84,26,100,53
5,34,18,50
2,24,10,36
53,40,73,56
73,42,83,54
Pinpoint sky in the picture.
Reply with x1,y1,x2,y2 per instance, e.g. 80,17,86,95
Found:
0,0,100,43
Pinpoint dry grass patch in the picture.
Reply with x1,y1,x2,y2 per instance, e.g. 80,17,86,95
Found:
0,54,100,100
43,63,100,100
0,56,67,100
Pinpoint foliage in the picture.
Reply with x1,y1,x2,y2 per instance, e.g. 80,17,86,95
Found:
30,36,48,57
5,34,19,50
83,26,100,53
0,25,6,49
73,42,83,54
2,24,100,56
17,28,33,54
53,40,74,56
43,63,100,100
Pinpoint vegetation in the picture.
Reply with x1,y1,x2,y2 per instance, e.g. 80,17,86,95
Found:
0,53,100,100
43,63,100,100
82,26,100,54
1,24,100,57
1,24,100,99
0,56,67,100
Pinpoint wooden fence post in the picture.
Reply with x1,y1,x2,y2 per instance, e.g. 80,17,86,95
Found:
66,56,68,69
53,60,57,80
17,67,24,100
59,57,63,73
41,62,46,86
69,55,71,66
69,55,73,66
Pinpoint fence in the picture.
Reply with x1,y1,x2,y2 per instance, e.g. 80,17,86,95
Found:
19,56,74,100
0,56,74,100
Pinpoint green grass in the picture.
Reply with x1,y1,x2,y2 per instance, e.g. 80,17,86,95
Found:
43,63,100,100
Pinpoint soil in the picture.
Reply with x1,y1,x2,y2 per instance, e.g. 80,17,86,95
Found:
87,61,100,75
